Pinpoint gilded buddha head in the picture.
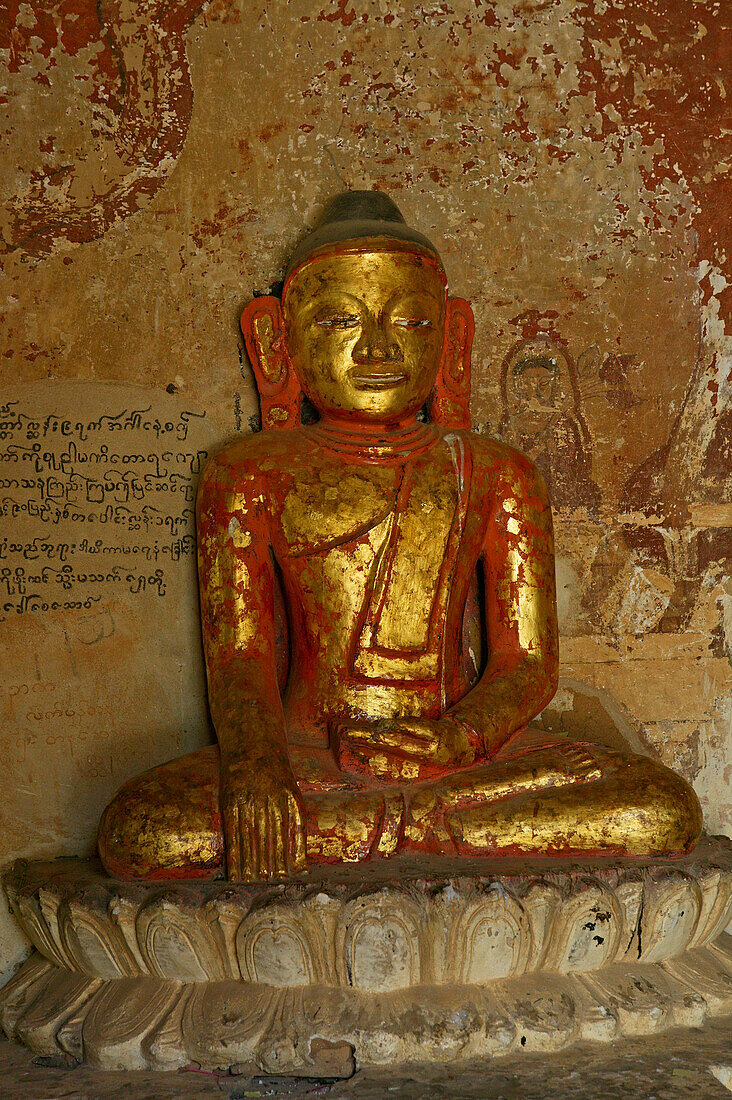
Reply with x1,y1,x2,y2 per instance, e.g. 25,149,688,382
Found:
241,191,474,432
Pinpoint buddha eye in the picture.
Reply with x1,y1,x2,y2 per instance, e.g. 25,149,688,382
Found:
392,318,432,329
315,312,360,329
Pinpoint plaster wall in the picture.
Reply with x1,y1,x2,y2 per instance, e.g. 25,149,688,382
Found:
0,0,729,980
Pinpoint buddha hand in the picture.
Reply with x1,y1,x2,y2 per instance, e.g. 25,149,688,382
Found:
220,750,307,881
332,716,481,784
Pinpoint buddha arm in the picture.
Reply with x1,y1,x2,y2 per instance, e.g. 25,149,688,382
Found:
197,455,283,755
196,455,305,879
448,455,559,756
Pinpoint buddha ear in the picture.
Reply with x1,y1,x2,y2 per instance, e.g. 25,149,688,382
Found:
428,296,474,429
241,296,302,430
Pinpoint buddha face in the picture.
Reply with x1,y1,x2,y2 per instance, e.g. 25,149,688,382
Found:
283,248,447,424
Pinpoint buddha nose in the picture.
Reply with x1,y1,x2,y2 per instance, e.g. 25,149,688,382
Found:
352,317,403,365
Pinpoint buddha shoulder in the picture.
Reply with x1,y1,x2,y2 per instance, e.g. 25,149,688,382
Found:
198,430,312,488
442,429,549,503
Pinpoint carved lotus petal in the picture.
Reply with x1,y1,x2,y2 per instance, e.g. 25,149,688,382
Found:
58,900,137,978
337,892,422,991
639,875,702,963
451,885,531,983
136,899,223,981
541,880,622,973
236,906,315,987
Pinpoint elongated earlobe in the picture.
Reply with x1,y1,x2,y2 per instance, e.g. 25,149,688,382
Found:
241,297,302,430
428,297,474,429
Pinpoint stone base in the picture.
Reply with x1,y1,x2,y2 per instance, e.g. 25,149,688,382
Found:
2,940,732,1074
2,839,731,1072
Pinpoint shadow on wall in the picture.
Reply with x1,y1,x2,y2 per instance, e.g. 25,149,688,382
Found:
537,679,655,760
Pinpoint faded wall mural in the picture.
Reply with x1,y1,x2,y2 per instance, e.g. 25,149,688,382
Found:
1,0,729,980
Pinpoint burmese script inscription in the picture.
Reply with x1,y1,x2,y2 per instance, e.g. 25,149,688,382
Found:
0,383,218,871
0,387,210,620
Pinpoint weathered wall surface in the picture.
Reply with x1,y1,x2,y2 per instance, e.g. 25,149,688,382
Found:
1,0,729,979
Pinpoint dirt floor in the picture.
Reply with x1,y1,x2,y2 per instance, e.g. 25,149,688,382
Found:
1,1018,731,1099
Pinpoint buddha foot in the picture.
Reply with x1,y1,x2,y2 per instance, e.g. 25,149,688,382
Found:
2,838,731,1071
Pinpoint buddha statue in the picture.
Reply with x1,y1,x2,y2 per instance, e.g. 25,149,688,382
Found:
98,192,702,882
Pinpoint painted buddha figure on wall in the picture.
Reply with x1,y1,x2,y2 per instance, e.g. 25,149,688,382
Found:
98,192,702,882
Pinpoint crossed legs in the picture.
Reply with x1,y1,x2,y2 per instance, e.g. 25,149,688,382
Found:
98,730,702,880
